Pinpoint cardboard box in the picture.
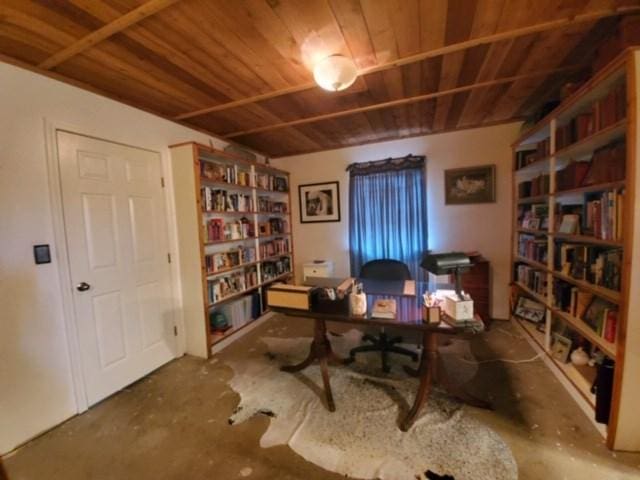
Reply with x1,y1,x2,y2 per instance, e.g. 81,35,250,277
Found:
267,284,314,310
443,294,474,321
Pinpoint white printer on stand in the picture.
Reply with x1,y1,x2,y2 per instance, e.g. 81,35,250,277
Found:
302,260,334,281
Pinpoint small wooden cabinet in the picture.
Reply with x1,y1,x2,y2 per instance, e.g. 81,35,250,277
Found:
459,255,491,324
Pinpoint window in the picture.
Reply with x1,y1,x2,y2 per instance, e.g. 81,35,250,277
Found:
348,156,428,280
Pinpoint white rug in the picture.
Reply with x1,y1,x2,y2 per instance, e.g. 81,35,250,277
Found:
227,329,517,480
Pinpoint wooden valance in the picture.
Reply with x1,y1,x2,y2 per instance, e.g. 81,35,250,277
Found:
346,155,425,176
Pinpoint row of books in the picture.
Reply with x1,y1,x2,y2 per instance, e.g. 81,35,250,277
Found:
201,161,252,186
556,243,622,291
258,196,288,213
210,293,261,333
515,137,551,170
260,237,290,258
255,172,288,192
518,173,550,199
262,257,291,281
555,82,626,150
201,187,255,213
205,218,255,243
556,141,625,192
207,266,259,304
519,203,549,230
205,246,257,274
516,264,547,297
518,234,548,264
552,281,618,343
258,218,288,236
555,189,624,241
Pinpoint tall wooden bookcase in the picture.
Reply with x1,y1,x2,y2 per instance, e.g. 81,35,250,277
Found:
170,142,294,358
511,48,640,451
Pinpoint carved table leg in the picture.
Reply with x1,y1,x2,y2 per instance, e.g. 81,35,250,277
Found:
400,331,437,431
280,318,344,412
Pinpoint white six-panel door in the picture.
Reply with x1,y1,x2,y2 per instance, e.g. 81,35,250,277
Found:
57,131,176,406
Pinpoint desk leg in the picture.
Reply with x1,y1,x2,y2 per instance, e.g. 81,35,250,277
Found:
400,331,437,431
280,319,338,412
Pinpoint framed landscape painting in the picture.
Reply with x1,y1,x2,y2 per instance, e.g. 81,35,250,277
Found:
445,164,496,205
298,181,341,223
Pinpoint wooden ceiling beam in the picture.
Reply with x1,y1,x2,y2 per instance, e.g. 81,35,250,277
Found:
38,0,181,70
223,64,584,139
175,6,639,120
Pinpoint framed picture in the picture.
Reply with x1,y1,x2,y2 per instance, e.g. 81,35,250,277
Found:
551,333,573,363
298,181,341,223
513,296,546,323
444,164,496,205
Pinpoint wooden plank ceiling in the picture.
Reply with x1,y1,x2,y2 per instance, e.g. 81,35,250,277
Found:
0,0,637,157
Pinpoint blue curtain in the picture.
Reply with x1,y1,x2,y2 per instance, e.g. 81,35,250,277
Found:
348,157,428,281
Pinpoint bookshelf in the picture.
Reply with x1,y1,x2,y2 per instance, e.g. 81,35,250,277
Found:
511,49,640,451
170,142,294,358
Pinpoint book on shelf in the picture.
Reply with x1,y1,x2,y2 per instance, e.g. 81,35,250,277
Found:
258,217,289,237
515,138,550,169
255,172,289,192
518,173,550,199
262,256,292,281
518,234,548,263
205,217,255,243
201,161,254,187
555,243,622,291
205,246,257,274
259,237,290,258
582,296,618,342
207,266,259,304
516,264,547,296
257,196,288,213
201,187,255,213
582,141,625,186
558,214,580,234
555,82,626,150
371,299,397,319
518,203,549,230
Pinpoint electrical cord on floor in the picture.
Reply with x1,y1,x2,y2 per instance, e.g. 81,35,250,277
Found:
455,351,543,365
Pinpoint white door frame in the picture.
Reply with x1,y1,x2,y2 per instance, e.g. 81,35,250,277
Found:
43,118,183,414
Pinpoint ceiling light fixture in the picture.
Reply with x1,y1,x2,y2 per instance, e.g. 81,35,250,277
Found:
313,54,358,92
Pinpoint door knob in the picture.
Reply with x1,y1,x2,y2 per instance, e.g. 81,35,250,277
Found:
76,282,91,292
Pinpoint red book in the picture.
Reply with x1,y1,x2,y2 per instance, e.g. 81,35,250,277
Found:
604,310,618,343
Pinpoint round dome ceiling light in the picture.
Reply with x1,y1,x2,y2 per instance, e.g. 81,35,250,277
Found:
313,54,358,92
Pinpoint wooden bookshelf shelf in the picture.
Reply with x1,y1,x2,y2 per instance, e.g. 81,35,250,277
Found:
255,187,290,195
203,210,259,216
551,308,617,358
200,178,255,191
514,281,549,306
208,283,262,308
517,228,549,235
517,194,549,204
257,211,291,216
261,252,292,262
258,233,291,240
206,260,261,278
555,119,627,160
204,237,257,246
550,232,623,247
515,155,551,174
514,256,549,272
553,180,626,198
551,270,621,304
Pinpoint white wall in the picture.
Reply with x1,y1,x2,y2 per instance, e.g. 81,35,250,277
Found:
0,62,237,455
273,123,521,320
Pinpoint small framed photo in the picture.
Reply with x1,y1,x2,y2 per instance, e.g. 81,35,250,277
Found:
299,181,341,223
513,296,546,323
445,164,496,205
551,333,573,363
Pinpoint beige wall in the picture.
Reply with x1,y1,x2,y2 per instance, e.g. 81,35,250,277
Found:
0,62,236,455
273,123,521,320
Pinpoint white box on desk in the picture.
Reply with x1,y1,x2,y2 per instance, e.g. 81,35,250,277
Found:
443,294,474,320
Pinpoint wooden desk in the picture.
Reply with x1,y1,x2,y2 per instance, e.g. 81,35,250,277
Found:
271,280,488,431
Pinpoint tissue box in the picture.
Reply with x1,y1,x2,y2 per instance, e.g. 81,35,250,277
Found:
443,294,474,320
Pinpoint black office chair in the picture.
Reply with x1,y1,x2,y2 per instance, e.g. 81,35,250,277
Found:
348,259,418,373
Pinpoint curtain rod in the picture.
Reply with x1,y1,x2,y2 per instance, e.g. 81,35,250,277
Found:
346,154,425,172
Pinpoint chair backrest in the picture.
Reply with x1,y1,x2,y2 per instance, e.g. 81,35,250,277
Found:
359,259,412,281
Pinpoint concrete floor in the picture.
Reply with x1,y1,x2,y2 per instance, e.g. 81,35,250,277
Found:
3,315,640,480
